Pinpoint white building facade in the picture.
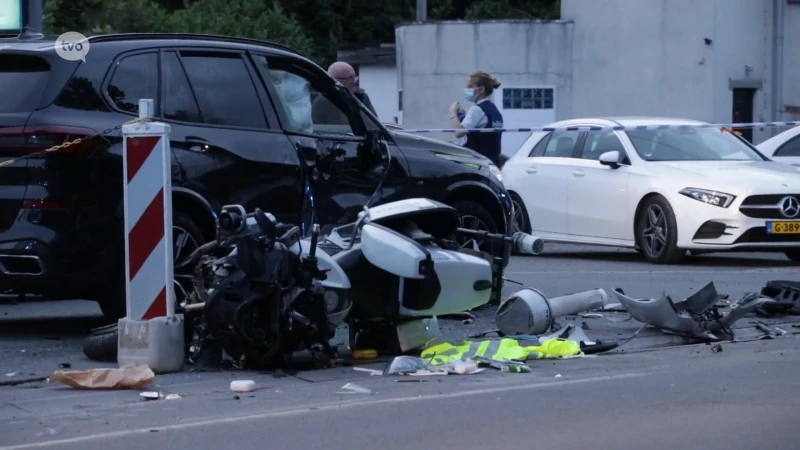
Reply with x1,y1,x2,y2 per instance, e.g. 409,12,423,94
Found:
369,0,799,155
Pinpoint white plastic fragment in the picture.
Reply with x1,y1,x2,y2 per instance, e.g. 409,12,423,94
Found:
230,380,256,392
353,367,383,376
337,382,372,394
554,374,562,378
140,391,161,400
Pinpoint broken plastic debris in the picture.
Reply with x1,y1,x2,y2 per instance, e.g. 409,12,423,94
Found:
230,380,256,392
612,282,773,339
383,356,432,375
337,382,372,394
441,359,483,375
554,373,562,378
711,344,723,353
48,365,154,389
140,391,161,400
5,372,17,377
165,393,181,400
353,367,383,376
581,313,603,318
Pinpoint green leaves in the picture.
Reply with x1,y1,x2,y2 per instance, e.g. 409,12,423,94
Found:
44,0,316,59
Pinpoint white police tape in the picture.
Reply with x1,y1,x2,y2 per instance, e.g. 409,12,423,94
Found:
400,121,800,134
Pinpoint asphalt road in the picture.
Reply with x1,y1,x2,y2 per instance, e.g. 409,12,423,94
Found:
1,244,799,449
1,336,798,450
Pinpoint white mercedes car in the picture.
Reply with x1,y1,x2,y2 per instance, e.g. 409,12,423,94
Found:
756,126,800,166
502,117,800,264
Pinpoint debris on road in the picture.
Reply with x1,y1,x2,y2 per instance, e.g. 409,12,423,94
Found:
337,382,372,394
48,365,155,389
230,380,256,392
496,288,609,336
611,282,774,340
711,344,723,353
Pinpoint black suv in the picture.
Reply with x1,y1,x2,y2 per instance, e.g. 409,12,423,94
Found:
0,33,513,319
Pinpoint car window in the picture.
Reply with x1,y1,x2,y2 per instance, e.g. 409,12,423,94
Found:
254,55,355,137
775,134,800,157
581,130,626,160
526,132,550,157
626,127,765,161
107,52,158,114
162,52,202,123
179,52,267,129
542,130,580,158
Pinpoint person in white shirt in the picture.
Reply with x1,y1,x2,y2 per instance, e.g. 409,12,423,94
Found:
448,71,504,165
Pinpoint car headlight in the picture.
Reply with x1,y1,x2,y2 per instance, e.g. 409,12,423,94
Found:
488,164,503,182
678,188,735,208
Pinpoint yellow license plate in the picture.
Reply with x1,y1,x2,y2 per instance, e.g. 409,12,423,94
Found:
766,221,800,234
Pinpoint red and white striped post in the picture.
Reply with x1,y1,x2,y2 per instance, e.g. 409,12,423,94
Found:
117,99,184,373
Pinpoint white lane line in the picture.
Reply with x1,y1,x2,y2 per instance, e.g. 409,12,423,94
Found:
0,372,645,450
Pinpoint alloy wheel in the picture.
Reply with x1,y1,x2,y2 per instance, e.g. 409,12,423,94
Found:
173,226,200,303
455,214,491,251
511,198,526,233
642,204,668,258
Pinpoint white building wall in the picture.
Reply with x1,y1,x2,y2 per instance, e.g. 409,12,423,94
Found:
358,64,399,124
390,0,799,150
395,21,574,156
562,0,799,144
783,3,800,121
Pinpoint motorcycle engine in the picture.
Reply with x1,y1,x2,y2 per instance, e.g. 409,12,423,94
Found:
189,212,335,370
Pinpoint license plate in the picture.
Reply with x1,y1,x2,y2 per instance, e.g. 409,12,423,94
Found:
766,221,800,234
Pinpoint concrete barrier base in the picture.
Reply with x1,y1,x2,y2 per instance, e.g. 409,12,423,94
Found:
117,315,185,374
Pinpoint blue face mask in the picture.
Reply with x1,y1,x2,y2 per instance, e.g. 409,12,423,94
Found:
464,88,477,102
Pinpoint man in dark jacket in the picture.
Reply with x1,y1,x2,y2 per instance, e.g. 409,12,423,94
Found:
313,61,378,125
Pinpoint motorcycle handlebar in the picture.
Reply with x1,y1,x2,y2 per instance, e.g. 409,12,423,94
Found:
456,229,544,256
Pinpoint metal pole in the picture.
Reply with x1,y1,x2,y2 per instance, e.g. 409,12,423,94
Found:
26,0,43,32
416,0,427,21
773,0,785,132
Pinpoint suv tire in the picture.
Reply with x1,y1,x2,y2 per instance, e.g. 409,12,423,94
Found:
635,195,685,264
97,210,207,321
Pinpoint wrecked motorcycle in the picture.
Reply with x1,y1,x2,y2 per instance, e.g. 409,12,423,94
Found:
183,205,344,369
183,198,545,368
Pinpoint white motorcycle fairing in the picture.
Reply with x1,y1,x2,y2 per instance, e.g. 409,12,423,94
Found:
360,222,494,316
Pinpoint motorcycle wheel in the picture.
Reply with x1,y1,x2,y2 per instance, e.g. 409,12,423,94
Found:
82,323,119,362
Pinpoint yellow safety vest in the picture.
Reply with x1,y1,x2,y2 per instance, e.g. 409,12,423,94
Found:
420,338,580,366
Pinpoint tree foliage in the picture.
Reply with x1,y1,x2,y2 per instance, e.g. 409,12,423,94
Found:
42,0,559,65
44,0,316,58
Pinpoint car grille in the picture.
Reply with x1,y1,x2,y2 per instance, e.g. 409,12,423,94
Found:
738,194,800,219
733,227,800,244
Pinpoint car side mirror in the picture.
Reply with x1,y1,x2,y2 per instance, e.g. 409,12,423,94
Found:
599,150,622,168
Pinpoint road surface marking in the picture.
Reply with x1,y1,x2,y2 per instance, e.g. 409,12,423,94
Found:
0,372,645,449
506,268,793,274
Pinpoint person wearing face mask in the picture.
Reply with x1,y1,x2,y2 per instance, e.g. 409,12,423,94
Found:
449,71,504,165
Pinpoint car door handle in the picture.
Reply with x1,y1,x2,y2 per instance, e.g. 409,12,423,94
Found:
526,166,538,174
184,136,209,152
573,169,585,177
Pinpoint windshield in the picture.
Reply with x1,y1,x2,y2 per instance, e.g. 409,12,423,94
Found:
625,127,766,162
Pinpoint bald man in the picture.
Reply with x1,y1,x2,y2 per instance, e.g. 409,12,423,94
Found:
313,61,378,125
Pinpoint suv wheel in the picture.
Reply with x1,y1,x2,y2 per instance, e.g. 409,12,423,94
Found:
450,200,498,254
635,195,685,264
97,211,207,321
